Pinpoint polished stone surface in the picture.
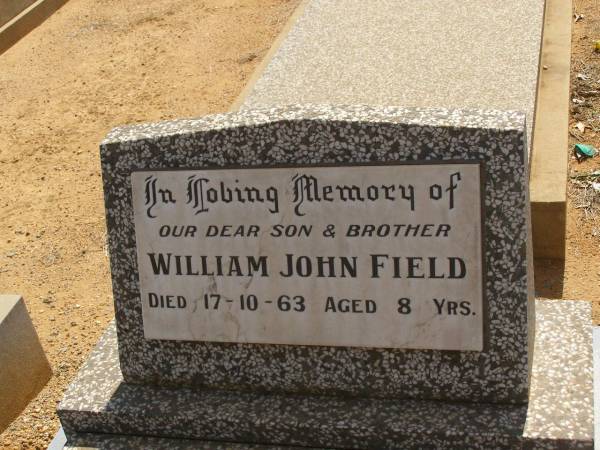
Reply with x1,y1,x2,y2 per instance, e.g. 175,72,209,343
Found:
240,0,544,149
58,300,592,449
132,164,485,351
100,105,532,403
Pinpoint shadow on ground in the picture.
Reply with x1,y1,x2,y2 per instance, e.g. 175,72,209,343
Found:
534,258,565,299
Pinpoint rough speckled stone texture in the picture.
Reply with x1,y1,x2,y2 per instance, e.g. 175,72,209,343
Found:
239,0,544,150
100,105,533,403
57,300,592,449
594,327,600,445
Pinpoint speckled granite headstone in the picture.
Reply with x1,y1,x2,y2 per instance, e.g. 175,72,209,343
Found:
100,105,533,403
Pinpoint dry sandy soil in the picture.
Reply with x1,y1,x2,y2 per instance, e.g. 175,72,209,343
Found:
0,0,598,448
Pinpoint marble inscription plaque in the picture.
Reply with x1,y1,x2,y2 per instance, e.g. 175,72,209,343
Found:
132,163,484,351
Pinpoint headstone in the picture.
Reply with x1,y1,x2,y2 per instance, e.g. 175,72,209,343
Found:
58,105,592,449
99,105,533,403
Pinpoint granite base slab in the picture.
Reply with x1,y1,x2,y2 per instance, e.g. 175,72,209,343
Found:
58,300,593,450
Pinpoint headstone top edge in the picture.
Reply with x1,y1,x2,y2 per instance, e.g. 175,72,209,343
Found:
100,104,526,147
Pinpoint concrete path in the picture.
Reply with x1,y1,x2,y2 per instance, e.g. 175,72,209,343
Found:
238,0,545,150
